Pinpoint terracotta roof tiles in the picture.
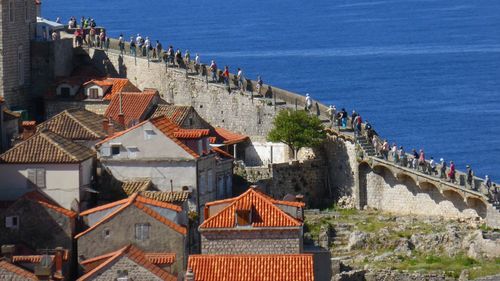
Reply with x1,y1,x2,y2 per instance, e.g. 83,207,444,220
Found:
187,254,314,281
0,260,38,280
150,117,200,158
84,78,140,101
140,191,190,204
76,194,185,239
36,108,124,140
77,245,177,281
200,188,302,229
104,90,157,127
173,129,210,139
151,105,192,126
0,129,95,164
211,127,249,145
121,179,152,195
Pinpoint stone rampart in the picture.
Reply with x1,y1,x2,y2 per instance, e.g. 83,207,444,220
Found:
74,40,500,228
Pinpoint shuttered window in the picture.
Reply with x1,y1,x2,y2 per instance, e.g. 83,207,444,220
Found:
135,223,150,241
27,169,45,188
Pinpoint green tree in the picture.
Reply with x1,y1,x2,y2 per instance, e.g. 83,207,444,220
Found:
267,110,326,159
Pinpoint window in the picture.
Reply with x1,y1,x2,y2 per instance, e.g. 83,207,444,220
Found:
88,88,99,99
9,0,14,22
188,117,194,126
127,147,139,158
18,46,24,86
135,223,150,241
111,145,120,155
235,210,251,226
27,169,45,188
117,270,129,280
143,129,155,140
103,229,110,238
5,216,19,229
60,87,70,98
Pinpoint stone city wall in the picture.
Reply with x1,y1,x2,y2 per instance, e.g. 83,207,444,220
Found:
200,229,302,255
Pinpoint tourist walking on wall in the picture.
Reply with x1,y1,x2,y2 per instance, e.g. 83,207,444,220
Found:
210,60,218,82
448,161,456,183
175,49,183,67
256,75,264,96
399,146,407,167
99,29,106,49
156,41,163,61
429,157,437,175
391,143,398,163
365,119,373,140
372,135,379,157
223,66,230,86
340,108,348,128
305,94,313,112
484,175,492,192
185,50,191,65
118,34,125,54
418,149,425,172
493,184,499,204
327,105,336,129
195,53,201,74
466,165,474,190
237,68,245,91
129,37,136,56
89,27,96,47
440,158,447,180
167,46,174,64
381,140,389,160
351,110,358,129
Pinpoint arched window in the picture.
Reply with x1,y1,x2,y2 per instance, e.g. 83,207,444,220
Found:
18,46,25,86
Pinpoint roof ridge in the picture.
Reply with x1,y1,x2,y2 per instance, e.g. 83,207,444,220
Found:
63,109,101,138
251,189,302,226
200,189,254,227
150,117,199,158
79,198,130,216
40,130,81,162
75,201,133,239
133,202,187,235
76,245,131,281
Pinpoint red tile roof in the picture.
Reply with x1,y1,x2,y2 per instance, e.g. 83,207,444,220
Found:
173,129,210,139
12,251,70,263
150,117,200,158
77,245,177,281
76,193,186,239
84,78,140,101
104,90,157,127
144,253,176,265
187,254,314,281
36,108,124,140
0,260,38,280
0,129,95,164
200,188,302,229
211,127,249,145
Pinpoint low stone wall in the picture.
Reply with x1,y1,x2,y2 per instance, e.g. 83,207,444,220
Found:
200,229,301,255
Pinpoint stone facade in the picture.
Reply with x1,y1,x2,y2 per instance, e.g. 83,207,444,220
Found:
77,205,187,274
0,198,75,251
84,256,164,281
201,229,302,255
0,0,36,109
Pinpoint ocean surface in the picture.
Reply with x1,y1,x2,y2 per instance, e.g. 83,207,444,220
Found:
44,0,500,179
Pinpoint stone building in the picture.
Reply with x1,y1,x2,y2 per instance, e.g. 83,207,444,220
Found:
0,0,37,109
36,108,124,148
0,129,95,209
96,116,233,213
199,187,305,255
0,190,76,255
187,254,314,281
76,193,188,274
77,245,177,281
0,97,20,151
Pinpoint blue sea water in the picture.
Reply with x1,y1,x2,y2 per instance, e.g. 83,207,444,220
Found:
44,0,500,179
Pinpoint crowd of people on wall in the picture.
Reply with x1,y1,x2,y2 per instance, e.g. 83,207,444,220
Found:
63,16,500,206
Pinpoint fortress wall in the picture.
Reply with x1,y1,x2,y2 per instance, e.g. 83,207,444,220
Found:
360,164,484,219
323,137,358,201
87,48,278,138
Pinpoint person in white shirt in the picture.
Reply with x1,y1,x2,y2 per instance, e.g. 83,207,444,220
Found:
429,157,436,175
237,68,245,91
305,93,312,112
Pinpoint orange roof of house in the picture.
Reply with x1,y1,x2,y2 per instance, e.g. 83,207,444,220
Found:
187,254,314,281
104,90,157,127
0,260,38,280
12,251,70,263
173,129,210,139
36,108,124,140
0,129,95,164
212,147,233,159
210,127,249,145
77,245,177,281
200,188,302,229
84,78,140,101
150,116,200,158
76,193,186,239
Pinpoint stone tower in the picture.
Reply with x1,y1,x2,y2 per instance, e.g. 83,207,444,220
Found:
0,0,37,109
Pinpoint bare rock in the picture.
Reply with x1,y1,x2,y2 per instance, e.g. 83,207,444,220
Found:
348,231,368,251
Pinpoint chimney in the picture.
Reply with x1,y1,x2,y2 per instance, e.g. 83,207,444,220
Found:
34,255,52,281
102,119,109,134
22,121,36,140
295,194,304,202
185,268,195,281
117,113,125,127
107,118,115,136
1,245,15,262
54,247,64,277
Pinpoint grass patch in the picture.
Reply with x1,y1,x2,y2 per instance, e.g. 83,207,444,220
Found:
469,258,500,280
